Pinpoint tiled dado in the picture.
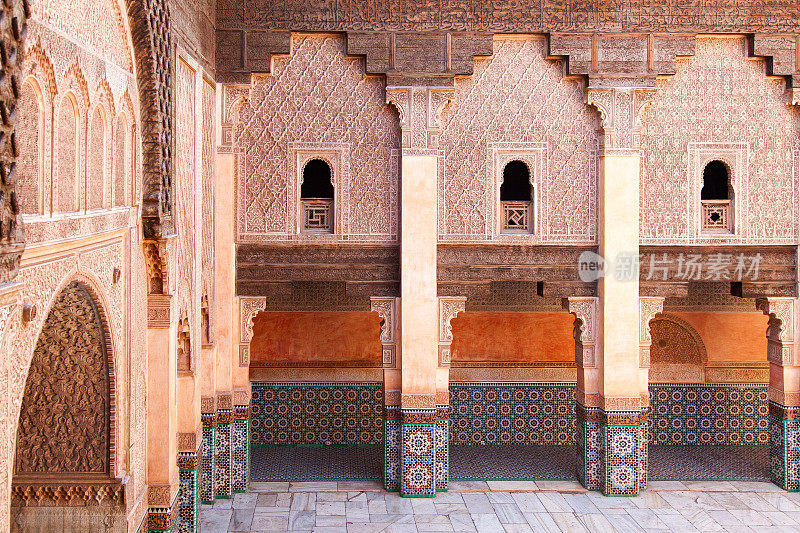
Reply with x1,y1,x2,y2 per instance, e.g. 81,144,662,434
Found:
770,402,800,492
577,406,648,497
401,410,438,497
176,451,199,533
200,412,216,504
449,383,576,445
250,382,384,446
649,384,769,446
232,405,250,492
215,409,233,499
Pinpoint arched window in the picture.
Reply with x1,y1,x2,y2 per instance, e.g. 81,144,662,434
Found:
88,106,106,210
17,80,43,215
500,160,533,233
177,313,192,373
301,158,334,233
57,94,79,213
113,115,129,207
700,160,733,233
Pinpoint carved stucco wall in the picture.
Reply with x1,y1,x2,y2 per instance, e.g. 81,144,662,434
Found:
231,33,400,242
640,36,800,245
439,35,598,243
0,0,148,529
14,282,113,478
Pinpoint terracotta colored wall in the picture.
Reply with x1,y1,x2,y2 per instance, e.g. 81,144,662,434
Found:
450,312,574,363
671,312,767,362
250,312,382,365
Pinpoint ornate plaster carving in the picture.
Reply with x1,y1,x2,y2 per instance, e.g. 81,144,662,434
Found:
639,296,665,368
386,85,453,151
239,296,266,344
438,296,465,367
562,296,598,367
757,297,797,366
370,296,398,368
587,84,656,154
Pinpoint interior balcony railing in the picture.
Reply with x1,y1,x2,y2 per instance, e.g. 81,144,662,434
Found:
302,198,333,233
502,201,532,233
701,199,731,233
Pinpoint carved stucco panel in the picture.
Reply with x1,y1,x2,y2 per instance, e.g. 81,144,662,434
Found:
439,36,598,244
639,296,665,368
641,36,799,245
563,296,598,368
233,34,399,243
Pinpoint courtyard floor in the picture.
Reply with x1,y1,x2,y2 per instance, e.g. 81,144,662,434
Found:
201,480,800,532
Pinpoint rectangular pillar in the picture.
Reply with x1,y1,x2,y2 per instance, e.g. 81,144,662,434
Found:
214,394,233,499
399,153,439,497
231,404,250,493
176,449,200,533
199,398,216,504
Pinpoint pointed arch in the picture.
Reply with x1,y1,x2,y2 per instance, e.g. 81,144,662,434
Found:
56,92,80,213
17,78,45,215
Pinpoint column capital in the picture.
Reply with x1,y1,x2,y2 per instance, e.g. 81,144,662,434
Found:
371,296,399,368
586,81,656,155
386,86,454,152
639,296,665,368
438,296,466,367
756,297,798,366
562,296,598,367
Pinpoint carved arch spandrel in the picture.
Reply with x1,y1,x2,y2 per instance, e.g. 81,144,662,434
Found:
13,280,117,480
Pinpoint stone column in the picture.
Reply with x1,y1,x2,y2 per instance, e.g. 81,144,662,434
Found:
757,297,800,490
579,84,655,496
387,85,452,497
145,291,180,528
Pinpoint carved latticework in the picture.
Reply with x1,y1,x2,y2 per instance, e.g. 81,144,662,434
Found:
701,200,731,233
14,282,113,478
502,201,531,232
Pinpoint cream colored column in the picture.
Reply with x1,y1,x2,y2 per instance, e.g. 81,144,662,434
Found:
400,154,439,400
215,151,236,398
386,85,453,496
145,293,179,507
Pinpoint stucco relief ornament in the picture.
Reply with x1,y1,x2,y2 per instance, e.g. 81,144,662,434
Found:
639,297,665,368
756,297,797,366
438,297,466,343
239,297,267,344
562,297,598,367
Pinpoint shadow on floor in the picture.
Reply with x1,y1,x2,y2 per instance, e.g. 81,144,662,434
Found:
649,445,770,481
250,445,383,482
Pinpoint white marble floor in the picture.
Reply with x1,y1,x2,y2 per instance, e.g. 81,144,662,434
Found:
200,480,800,532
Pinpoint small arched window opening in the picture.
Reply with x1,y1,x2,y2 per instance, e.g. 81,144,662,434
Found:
500,160,533,233
201,294,211,345
700,160,733,233
177,314,192,373
301,158,334,233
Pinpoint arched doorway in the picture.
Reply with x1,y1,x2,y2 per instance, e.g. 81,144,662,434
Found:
11,281,123,532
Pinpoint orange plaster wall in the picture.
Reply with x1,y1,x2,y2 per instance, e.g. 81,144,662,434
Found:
671,312,768,363
450,312,575,363
250,312,382,364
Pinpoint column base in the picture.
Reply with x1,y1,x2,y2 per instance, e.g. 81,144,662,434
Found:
200,412,216,504
577,405,648,496
436,406,449,493
176,450,200,533
146,497,178,533
384,407,401,492
770,402,800,491
232,405,250,493
214,409,233,499
400,410,438,497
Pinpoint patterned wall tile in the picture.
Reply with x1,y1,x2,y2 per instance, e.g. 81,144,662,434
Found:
602,425,643,497
200,417,215,504
176,455,198,533
232,408,249,493
250,383,383,446
215,412,232,499
770,406,800,492
384,412,400,492
401,424,437,497
449,383,576,446
649,384,769,445
436,416,449,492
576,416,602,490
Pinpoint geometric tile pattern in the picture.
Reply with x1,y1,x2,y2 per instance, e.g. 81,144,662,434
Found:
650,384,769,446
250,445,383,482
232,406,249,493
200,414,215,504
401,423,436,497
650,445,770,481
250,383,383,446
384,411,400,492
176,452,199,533
449,445,577,481
435,415,448,492
769,403,800,491
576,417,602,490
602,424,643,496
449,383,576,445
215,411,232,499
